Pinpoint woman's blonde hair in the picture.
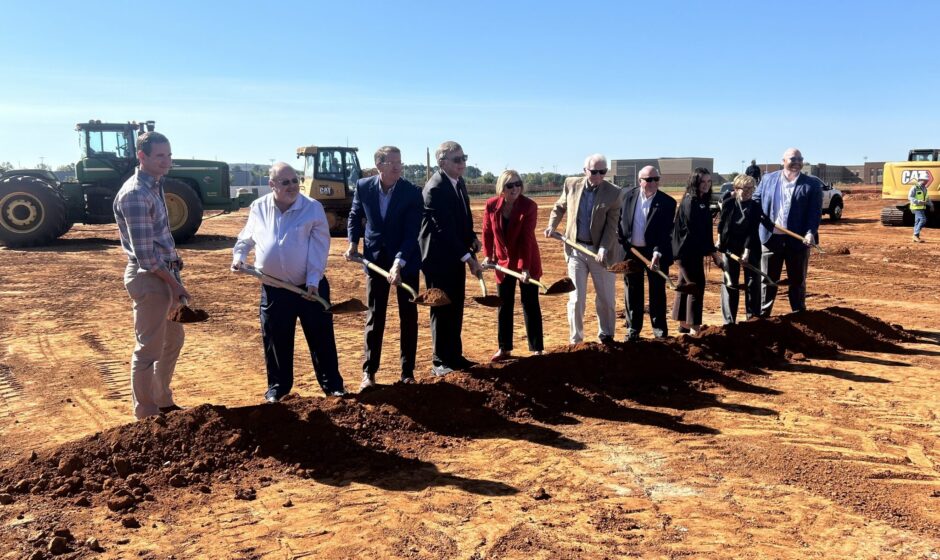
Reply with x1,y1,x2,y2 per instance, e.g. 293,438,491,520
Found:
495,169,523,196
733,174,756,190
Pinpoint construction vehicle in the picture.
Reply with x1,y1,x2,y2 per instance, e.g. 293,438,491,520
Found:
0,120,256,248
296,145,377,236
880,149,940,226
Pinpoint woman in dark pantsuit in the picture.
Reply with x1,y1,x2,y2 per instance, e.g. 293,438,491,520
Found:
482,170,544,361
672,167,723,335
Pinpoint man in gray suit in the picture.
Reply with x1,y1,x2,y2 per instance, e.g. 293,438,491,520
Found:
545,153,622,344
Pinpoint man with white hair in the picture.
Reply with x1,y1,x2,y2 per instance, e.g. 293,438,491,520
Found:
232,162,346,401
545,153,622,344
752,148,823,315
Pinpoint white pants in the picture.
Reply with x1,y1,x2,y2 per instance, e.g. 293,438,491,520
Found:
124,266,185,419
566,250,616,344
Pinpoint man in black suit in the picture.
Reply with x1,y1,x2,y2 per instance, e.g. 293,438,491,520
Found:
345,146,423,389
618,165,677,341
418,141,483,376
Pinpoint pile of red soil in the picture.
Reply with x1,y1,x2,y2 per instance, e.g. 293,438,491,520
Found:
418,288,450,306
167,305,209,323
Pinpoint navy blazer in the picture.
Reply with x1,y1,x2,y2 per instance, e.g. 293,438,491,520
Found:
618,187,676,267
418,170,477,268
347,175,422,277
752,170,823,245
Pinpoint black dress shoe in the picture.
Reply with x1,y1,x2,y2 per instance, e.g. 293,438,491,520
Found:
626,332,640,343
399,373,416,384
159,404,183,413
452,357,477,370
599,336,615,346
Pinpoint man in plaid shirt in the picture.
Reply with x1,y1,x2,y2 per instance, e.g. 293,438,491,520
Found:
113,131,190,419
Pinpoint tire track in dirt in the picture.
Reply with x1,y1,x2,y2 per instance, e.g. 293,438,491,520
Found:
0,362,24,419
79,332,128,400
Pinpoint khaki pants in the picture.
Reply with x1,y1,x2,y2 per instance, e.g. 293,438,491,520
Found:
124,265,185,419
566,250,616,344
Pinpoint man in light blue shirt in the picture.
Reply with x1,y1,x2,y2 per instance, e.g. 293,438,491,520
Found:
232,162,345,401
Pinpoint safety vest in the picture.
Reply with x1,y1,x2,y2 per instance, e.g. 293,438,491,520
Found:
911,186,928,211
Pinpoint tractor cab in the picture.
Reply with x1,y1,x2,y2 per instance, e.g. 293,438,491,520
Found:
908,149,940,162
296,146,364,235
75,120,154,183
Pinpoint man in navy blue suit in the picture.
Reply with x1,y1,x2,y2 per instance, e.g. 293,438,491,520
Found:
345,146,423,389
752,147,823,316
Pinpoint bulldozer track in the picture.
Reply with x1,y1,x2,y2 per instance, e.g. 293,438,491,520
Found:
79,332,127,400
0,363,24,418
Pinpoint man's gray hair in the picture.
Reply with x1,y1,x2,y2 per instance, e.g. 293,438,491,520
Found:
436,141,463,163
268,161,295,181
584,153,607,170
374,145,401,165
637,165,660,181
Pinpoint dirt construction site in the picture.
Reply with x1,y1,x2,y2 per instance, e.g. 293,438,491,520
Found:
0,194,939,559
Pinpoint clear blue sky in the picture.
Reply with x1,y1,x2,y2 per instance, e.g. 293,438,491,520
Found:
1,0,937,176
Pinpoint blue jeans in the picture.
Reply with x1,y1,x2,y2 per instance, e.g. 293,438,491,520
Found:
913,209,927,237
259,277,344,397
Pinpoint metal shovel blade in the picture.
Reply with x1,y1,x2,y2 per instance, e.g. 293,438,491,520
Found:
168,304,209,323
607,260,642,275
325,298,369,315
474,295,503,307
674,282,698,295
542,277,575,295
411,287,451,307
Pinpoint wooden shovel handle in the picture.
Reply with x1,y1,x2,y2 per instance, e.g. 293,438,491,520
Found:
629,247,677,289
550,231,600,259
235,264,331,309
353,255,419,301
489,262,548,292
773,224,825,253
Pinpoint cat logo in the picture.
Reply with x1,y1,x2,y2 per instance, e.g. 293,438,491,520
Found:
901,169,934,185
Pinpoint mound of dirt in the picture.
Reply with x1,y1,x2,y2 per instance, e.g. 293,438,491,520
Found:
0,306,919,552
167,305,209,323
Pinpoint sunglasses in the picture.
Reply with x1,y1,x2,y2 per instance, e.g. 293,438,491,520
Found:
788,157,804,162
588,169,608,176
278,177,300,186
504,180,523,189
641,176,661,182
446,155,469,163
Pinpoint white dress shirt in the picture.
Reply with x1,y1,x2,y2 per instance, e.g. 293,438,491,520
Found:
232,193,330,287
772,173,797,230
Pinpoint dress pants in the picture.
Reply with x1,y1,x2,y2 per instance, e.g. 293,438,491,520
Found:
566,250,616,344
720,250,762,324
124,266,185,419
760,234,809,316
362,256,418,378
671,257,706,326
496,277,543,352
260,277,344,397
623,246,669,337
424,261,466,367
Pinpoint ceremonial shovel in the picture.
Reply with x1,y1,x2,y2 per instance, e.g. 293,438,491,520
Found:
484,262,575,295
167,269,209,323
628,247,697,294
473,275,502,307
724,251,782,287
348,255,450,306
233,263,367,314
548,232,640,274
774,224,825,254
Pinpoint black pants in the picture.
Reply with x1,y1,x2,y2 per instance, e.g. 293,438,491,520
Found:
760,235,809,316
623,246,669,337
720,249,762,324
671,256,706,326
259,277,344,397
363,256,418,378
424,261,466,367
497,277,543,352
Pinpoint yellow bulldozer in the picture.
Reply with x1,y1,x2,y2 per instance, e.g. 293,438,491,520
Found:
295,146,377,236
880,148,939,226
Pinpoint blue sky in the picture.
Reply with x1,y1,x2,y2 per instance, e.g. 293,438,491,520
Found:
2,0,938,176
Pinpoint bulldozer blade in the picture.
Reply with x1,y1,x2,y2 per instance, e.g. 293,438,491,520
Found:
607,260,642,275
411,288,451,307
542,277,575,295
325,298,368,315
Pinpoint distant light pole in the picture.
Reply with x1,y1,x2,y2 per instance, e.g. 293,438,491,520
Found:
741,159,745,172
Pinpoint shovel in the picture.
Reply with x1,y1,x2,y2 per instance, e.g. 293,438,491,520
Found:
549,232,632,274
774,224,825,254
234,263,367,314
629,247,697,294
485,262,574,295
348,255,450,307
166,269,209,323
473,274,502,307
724,251,780,287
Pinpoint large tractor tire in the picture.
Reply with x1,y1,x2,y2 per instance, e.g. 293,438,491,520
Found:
828,197,843,221
163,178,203,244
0,177,69,247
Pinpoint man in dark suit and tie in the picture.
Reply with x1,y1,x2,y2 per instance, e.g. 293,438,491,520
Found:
752,147,823,316
618,165,677,341
418,141,483,376
345,146,423,389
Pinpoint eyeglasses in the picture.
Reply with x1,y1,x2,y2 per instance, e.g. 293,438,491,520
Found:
788,157,804,162
278,177,300,186
446,155,469,163
504,180,523,189
640,176,661,182
588,169,608,176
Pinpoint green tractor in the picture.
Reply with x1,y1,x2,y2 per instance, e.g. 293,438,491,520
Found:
0,120,256,248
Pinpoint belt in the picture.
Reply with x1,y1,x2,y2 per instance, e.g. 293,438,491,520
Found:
165,260,181,271
576,239,593,245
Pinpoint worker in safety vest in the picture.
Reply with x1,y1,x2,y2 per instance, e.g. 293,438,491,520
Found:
909,178,933,243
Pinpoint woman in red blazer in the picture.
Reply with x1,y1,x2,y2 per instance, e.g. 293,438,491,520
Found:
482,170,544,361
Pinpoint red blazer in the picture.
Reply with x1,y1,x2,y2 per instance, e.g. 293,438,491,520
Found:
482,194,542,283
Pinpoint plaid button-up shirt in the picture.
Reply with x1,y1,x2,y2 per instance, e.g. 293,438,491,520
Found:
113,169,179,274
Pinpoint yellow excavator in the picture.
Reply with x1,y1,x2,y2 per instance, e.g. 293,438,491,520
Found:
295,146,377,236
881,149,939,226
